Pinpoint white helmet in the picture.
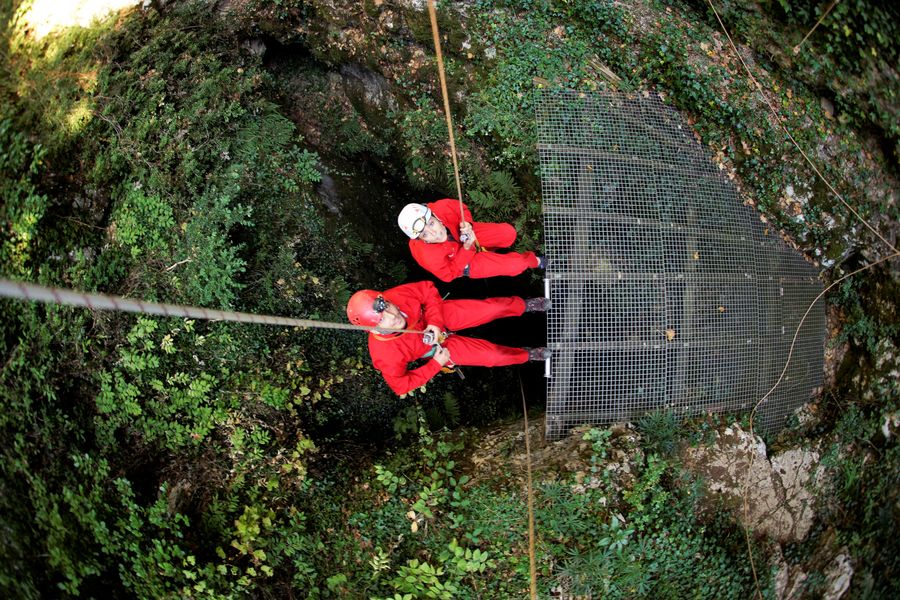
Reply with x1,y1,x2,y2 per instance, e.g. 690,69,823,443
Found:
398,203,432,239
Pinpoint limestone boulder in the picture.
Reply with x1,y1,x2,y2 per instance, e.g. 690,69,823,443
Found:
683,424,824,543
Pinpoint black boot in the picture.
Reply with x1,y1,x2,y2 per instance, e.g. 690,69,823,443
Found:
527,347,551,361
525,297,550,312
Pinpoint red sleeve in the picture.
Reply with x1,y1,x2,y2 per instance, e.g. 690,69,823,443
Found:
447,243,477,279
405,281,445,329
373,353,444,396
431,199,474,232
410,240,477,282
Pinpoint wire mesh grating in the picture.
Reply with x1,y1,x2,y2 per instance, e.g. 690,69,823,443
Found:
537,90,825,439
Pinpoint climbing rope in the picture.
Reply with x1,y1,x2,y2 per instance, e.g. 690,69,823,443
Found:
793,0,841,55
518,372,539,600
0,278,427,336
737,248,900,598
427,0,465,225
704,1,898,596
427,0,482,253
428,5,537,592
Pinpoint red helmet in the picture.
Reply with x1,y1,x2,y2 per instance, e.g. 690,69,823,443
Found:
346,290,385,326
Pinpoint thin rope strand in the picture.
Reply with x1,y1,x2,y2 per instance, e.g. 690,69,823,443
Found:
0,278,427,336
427,0,466,224
704,2,896,595
793,0,840,54
705,0,897,255
518,372,539,600
752,251,898,414
737,250,898,599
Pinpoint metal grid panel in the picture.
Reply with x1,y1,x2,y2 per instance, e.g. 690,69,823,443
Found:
537,90,825,439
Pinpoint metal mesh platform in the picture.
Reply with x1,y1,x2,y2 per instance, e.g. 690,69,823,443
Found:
537,90,825,439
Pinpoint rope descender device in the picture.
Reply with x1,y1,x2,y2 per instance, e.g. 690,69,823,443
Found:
421,330,448,346
422,330,465,380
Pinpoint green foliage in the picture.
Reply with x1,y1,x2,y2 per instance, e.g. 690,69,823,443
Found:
0,119,47,277
441,392,460,427
813,379,900,596
3,3,108,155
467,170,520,222
465,0,631,170
384,558,458,599
0,3,367,597
94,317,235,451
178,191,251,308
375,464,404,494
393,94,457,190
439,538,495,576
701,0,900,165
2,0,896,597
832,270,899,357
547,428,761,598
636,410,682,457
112,187,176,259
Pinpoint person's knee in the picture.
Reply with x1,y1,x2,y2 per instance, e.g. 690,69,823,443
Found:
474,222,517,247
499,223,517,245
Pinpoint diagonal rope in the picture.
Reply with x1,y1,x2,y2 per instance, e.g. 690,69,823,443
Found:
0,278,427,336
703,2,898,596
793,0,840,55
705,0,897,256
739,249,898,597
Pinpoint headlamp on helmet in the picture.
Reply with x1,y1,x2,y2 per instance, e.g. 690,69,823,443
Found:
398,204,433,239
347,290,387,327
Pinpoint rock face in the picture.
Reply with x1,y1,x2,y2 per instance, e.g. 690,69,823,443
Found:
339,62,398,119
467,420,642,491
773,536,856,599
823,550,854,600
773,546,809,600
683,424,823,543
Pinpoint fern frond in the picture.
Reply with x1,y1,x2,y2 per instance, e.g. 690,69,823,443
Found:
487,170,519,203
468,189,496,210
443,393,460,426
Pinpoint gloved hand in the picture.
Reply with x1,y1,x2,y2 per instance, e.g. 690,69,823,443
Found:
423,324,444,346
459,221,477,250
432,345,452,366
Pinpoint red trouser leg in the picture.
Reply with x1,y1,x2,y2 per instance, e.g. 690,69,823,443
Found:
467,223,538,278
444,335,529,367
467,250,538,278
440,297,529,366
473,222,517,249
442,297,525,330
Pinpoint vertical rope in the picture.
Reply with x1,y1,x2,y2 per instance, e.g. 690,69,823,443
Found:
427,0,466,224
519,373,539,600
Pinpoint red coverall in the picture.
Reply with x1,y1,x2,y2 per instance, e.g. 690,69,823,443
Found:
409,199,539,282
367,281,529,395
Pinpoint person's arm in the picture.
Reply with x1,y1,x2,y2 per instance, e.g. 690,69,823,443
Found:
410,241,474,282
375,356,444,396
407,281,446,330
438,199,476,232
447,242,477,274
